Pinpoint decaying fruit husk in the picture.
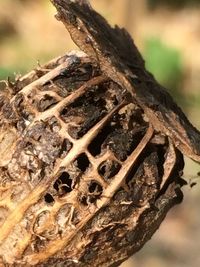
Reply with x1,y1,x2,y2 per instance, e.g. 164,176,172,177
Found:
0,0,199,266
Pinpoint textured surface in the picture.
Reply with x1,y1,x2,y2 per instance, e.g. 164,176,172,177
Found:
0,0,199,266
0,52,184,266
52,0,200,162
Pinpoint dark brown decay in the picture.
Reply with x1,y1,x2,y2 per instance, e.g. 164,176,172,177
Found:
0,0,199,266
52,0,200,162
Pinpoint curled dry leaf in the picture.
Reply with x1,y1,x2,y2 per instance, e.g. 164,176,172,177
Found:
0,0,199,266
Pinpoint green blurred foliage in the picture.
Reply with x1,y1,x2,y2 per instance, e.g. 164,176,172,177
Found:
144,37,185,106
144,37,200,109
0,66,29,81
0,68,15,80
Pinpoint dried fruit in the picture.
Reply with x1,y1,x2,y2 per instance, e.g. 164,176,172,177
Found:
0,0,199,266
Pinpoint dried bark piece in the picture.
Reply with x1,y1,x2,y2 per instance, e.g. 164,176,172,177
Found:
52,0,200,162
0,1,199,267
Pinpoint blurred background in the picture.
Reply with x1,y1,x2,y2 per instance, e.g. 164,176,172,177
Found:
0,0,200,266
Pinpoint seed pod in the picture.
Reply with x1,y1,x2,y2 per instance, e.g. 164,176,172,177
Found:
0,1,199,266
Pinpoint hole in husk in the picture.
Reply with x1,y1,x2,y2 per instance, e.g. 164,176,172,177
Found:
44,193,55,204
75,153,90,172
53,172,73,195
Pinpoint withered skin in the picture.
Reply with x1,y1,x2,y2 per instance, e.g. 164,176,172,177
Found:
0,52,184,267
0,0,199,266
